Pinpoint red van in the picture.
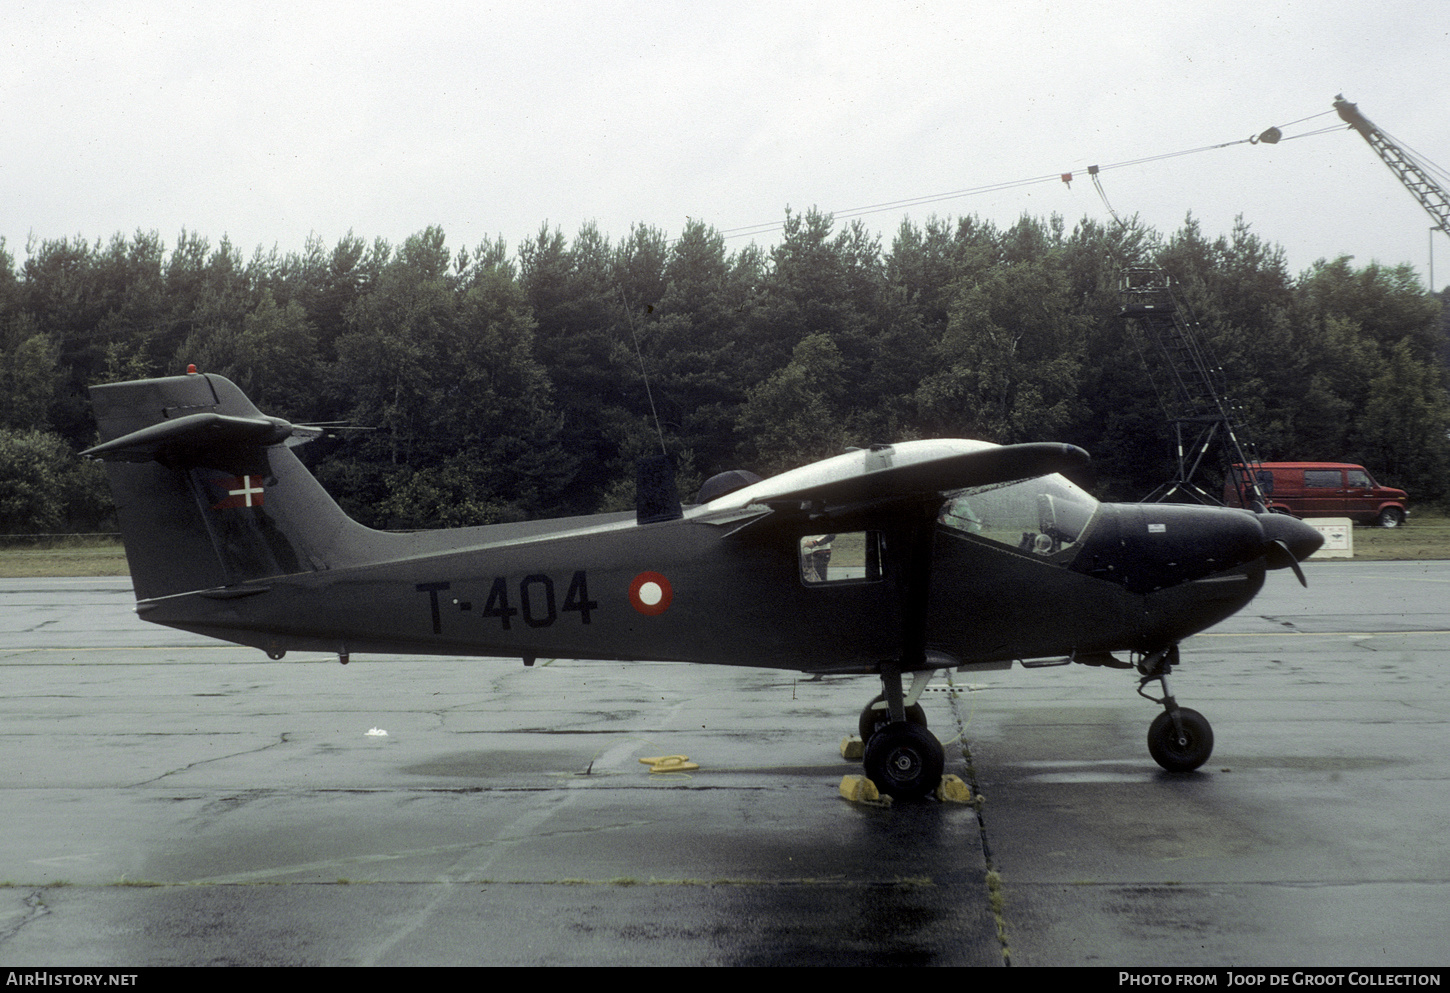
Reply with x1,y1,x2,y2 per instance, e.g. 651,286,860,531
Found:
1225,463,1409,527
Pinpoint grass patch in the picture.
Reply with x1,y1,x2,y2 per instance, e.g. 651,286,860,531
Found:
0,536,129,577
1331,509,1450,561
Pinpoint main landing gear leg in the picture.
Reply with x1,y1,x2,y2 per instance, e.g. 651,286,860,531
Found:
857,668,932,742
1136,645,1214,772
861,661,945,800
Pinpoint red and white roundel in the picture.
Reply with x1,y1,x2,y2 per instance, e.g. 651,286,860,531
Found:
629,572,673,616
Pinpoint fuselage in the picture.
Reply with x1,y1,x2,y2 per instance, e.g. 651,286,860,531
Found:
138,475,1318,674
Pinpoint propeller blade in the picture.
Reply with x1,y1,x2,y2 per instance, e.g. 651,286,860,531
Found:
1265,538,1308,587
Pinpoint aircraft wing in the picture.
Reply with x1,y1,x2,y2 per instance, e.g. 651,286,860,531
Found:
703,440,1090,511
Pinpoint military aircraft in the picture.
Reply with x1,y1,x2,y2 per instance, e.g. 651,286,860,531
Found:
85,370,1323,799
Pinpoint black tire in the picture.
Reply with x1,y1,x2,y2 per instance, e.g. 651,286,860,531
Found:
863,722,945,800
1376,507,1404,528
1147,707,1214,772
858,693,927,743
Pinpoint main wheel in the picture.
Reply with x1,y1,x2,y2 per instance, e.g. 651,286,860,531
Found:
863,722,944,800
1376,507,1405,528
858,693,927,743
1147,708,1214,772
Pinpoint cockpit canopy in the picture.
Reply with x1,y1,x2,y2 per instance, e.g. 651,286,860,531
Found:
938,474,1098,564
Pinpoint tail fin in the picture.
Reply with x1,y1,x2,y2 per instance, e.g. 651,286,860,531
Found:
87,371,378,600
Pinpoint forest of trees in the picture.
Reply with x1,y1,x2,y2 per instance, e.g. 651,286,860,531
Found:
1,208,1447,535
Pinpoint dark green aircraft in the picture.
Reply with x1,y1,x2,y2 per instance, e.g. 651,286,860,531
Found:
86,370,1323,799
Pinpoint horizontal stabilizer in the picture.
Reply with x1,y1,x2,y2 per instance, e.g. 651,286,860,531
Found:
706,440,1091,511
83,411,314,464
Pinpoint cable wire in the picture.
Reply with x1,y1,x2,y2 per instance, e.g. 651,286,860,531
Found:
720,114,1346,241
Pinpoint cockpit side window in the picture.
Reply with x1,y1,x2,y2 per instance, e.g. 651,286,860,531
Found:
938,475,1098,564
800,531,883,585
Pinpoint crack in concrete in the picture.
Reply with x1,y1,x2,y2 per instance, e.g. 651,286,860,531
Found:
946,673,1012,966
129,732,294,787
0,888,53,951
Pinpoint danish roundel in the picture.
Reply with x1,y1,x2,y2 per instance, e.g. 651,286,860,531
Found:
629,572,673,616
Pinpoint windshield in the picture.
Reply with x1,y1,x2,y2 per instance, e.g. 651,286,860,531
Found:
938,474,1098,564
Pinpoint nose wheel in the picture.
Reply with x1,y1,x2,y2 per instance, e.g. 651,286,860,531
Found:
1146,707,1214,772
1137,645,1214,772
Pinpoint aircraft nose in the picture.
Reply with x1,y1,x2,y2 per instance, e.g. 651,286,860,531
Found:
1259,513,1324,564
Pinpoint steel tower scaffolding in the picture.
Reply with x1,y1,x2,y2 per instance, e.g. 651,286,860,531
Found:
1120,267,1265,507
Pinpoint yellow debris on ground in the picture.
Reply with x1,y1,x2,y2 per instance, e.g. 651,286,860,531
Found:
638,755,699,773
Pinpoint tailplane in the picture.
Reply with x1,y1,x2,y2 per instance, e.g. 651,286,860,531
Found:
87,371,378,600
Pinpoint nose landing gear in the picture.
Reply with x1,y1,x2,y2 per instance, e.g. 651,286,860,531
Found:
1137,645,1214,772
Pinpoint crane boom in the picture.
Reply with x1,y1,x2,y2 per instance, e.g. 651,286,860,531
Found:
1334,95,1450,236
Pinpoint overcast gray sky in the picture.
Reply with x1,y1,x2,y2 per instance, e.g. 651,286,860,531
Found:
6,1,1449,286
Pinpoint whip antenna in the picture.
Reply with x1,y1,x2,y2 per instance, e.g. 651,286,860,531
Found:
620,290,668,455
